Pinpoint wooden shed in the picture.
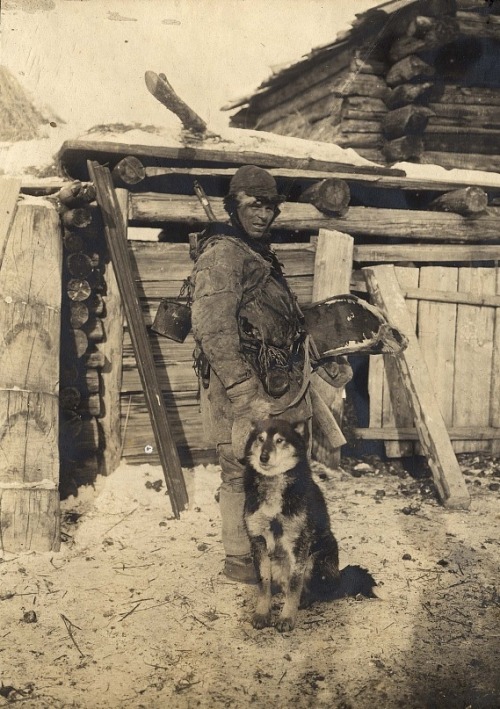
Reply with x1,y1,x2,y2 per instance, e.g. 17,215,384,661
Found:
53,128,500,478
225,0,500,172
4,113,500,549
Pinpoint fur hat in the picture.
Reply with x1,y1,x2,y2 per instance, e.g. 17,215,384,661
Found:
228,165,286,204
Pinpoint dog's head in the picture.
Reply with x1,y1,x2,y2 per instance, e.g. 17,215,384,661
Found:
245,419,308,477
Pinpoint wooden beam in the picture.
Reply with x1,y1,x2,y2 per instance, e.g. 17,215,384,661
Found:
353,244,500,263
88,161,188,518
0,202,62,552
403,286,500,308
129,194,500,242
354,427,500,441
59,139,403,181
364,264,470,509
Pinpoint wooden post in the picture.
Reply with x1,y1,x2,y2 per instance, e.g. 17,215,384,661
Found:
310,229,354,467
0,201,62,551
364,265,470,509
97,189,126,475
88,162,188,517
490,266,500,456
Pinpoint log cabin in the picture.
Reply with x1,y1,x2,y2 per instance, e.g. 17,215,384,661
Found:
225,0,500,172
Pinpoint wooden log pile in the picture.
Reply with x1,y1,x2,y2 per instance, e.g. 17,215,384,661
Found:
56,181,107,494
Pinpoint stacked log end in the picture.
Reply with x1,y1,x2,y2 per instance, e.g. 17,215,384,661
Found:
57,181,104,494
381,9,500,168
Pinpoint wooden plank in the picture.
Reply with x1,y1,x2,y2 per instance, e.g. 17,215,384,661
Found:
403,286,500,307
383,267,419,458
453,268,496,454
97,189,126,475
490,267,500,455
353,427,500,441
364,264,470,509
129,241,317,280
88,161,188,518
120,397,206,453
129,194,500,241
0,202,61,552
137,275,314,304
310,229,353,467
354,244,500,263
121,359,198,393
418,267,458,430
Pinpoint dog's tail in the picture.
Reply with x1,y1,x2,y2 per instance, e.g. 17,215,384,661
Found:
333,565,377,600
305,564,377,604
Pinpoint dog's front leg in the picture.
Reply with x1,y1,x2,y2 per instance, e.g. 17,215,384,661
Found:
251,536,272,629
275,548,312,633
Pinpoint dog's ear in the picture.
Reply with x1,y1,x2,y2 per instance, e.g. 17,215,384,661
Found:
294,421,306,437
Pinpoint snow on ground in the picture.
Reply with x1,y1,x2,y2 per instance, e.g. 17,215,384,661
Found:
0,456,499,708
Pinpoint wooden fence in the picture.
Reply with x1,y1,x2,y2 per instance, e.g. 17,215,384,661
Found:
368,264,500,457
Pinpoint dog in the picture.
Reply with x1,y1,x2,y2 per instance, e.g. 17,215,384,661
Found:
243,418,376,632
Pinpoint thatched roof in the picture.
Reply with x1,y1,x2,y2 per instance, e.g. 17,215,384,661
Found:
0,65,58,142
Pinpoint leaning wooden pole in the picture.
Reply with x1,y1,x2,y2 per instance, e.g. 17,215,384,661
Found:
0,195,62,552
364,264,470,510
97,189,127,476
88,161,188,517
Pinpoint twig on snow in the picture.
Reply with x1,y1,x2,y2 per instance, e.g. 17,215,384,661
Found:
103,506,139,535
60,614,85,657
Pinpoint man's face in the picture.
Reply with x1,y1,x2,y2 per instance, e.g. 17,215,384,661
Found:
236,197,276,238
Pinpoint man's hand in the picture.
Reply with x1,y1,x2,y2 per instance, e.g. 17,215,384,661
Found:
317,357,353,388
227,379,273,460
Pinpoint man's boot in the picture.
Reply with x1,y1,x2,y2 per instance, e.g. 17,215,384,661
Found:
219,486,258,584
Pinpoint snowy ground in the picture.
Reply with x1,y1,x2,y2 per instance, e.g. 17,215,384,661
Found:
0,455,499,708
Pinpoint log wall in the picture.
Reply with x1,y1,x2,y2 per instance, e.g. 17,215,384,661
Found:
230,4,500,170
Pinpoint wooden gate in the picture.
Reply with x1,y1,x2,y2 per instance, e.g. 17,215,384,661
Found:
368,265,500,457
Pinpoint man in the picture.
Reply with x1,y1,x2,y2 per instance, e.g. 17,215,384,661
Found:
190,165,351,583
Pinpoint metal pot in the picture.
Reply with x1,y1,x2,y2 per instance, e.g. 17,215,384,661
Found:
151,299,192,343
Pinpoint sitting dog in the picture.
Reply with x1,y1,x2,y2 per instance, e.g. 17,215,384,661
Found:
243,419,376,632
